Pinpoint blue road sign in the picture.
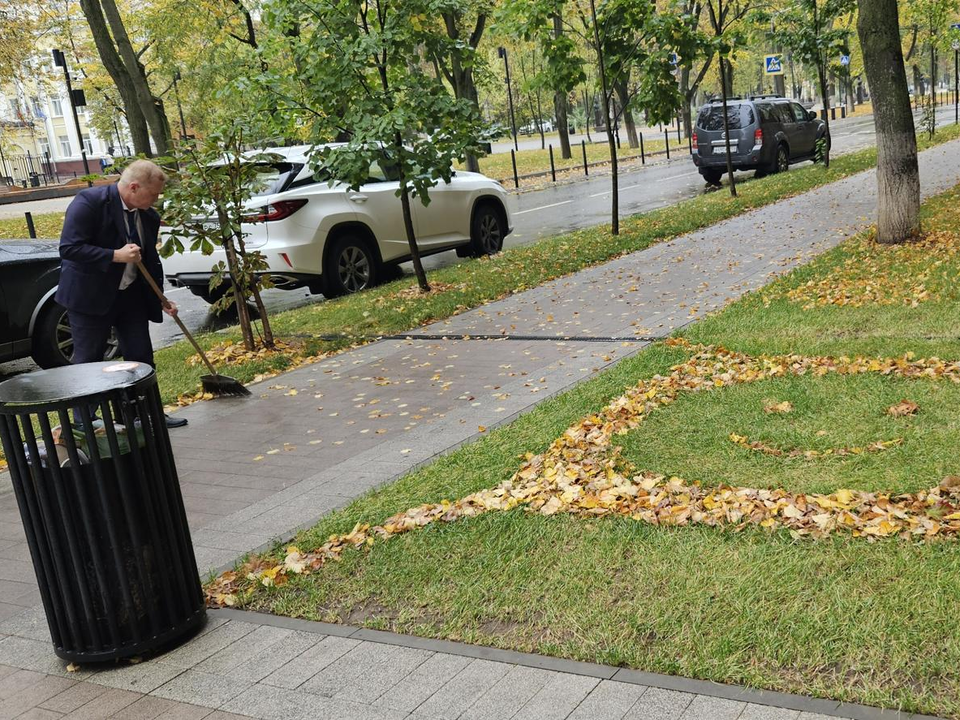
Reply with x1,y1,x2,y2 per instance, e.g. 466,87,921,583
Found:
764,54,784,76
840,55,850,66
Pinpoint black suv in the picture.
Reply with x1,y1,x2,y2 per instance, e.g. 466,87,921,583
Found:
0,240,118,369
692,96,829,184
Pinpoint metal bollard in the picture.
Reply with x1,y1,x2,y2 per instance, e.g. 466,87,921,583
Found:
549,144,556,182
640,133,645,164
25,212,37,239
665,128,670,160
511,149,519,189
581,139,588,176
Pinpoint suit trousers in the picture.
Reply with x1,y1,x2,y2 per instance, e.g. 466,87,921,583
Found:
68,284,155,368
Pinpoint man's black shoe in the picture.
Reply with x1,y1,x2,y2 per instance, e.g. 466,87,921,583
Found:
165,414,188,429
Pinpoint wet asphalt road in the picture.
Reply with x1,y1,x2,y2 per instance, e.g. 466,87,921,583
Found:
1,106,956,380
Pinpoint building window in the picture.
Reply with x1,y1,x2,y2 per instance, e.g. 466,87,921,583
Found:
51,98,63,117
82,135,93,154
39,139,50,157
59,135,72,156
8,99,21,117
31,97,43,117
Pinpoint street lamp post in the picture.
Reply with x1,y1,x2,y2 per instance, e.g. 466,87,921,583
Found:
173,70,188,140
52,49,90,178
497,47,519,152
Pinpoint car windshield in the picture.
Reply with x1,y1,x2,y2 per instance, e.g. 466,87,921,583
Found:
697,105,752,131
246,162,302,197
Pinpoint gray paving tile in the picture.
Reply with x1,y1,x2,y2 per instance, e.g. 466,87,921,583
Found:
157,622,258,670
0,605,49,641
38,679,107,712
373,652,473,713
111,694,181,720
60,687,141,718
301,641,433,704
220,629,321,684
88,658,185,694
15,709,63,720
624,687,695,720
512,671,601,720
153,701,216,719
459,665,555,720
410,658,511,719
196,625,294,676
221,682,406,720
738,704,801,720
151,669,251,709
678,694,745,720
0,636,96,680
0,669,74,719
260,635,360,690
566,679,648,720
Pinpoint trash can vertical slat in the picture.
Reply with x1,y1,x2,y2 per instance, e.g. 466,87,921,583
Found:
141,390,202,603
37,412,105,651
19,416,86,650
0,415,70,649
97,397,176,631
120,395,193,618
72,404,144,644
57,408,124,649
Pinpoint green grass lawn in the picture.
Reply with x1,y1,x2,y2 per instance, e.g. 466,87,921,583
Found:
470,133,688,182
219,180,960,717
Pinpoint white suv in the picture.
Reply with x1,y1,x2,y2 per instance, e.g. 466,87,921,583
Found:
161,145,513,302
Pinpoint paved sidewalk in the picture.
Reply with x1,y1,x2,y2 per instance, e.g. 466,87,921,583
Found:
2,140,959,718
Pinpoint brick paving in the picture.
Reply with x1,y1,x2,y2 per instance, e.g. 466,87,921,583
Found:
2,141,959,718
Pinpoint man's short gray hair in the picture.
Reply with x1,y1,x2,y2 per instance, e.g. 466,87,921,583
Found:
119,159,167,188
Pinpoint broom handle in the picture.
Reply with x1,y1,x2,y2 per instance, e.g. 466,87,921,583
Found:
135,260,220,378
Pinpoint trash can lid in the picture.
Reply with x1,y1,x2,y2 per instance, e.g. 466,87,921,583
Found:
0,361,154,407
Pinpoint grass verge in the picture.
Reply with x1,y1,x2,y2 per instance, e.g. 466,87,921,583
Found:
219,180,960,717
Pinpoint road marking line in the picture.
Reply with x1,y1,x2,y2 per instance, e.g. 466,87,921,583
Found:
514,200,573,215
589,172,698,198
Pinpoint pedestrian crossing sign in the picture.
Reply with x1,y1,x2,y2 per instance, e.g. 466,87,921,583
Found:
764,54,785,76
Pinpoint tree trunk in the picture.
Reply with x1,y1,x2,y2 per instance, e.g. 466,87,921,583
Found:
396,137,429,291
614,80,639,148
719,55,737,197
442,11,485,172
817,63,832,167
553,14,572,159
78,0,151,155
590,0,618,235
857,0,920,244
99,0,172,155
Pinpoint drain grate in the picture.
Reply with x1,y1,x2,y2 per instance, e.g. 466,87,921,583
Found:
303,332,666,343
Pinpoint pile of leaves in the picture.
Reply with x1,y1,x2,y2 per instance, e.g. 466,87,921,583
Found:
728,433,903,459
186,338,308,368
769,231,960,309
205,340,960,607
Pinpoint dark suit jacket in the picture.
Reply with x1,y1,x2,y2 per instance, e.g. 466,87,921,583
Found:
55,183,165,322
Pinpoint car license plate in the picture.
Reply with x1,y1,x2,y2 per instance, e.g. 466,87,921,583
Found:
713,146,729,155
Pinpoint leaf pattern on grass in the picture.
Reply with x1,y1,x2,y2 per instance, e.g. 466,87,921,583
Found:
206,340,960,606
769,231,960,310
729,433,903,459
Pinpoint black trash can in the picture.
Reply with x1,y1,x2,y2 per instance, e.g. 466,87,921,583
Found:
0,361,205,663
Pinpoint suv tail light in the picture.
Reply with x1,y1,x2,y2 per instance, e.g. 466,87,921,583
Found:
246,199,307,223
754,128,763,145
692,132,698,147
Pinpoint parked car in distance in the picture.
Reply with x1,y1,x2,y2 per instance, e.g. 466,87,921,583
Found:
0,240,118,368
161,145,514,303
691,95,829,185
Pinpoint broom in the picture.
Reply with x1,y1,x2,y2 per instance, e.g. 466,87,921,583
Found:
136,260,251,398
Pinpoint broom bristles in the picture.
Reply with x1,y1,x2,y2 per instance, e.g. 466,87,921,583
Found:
200,374,252,397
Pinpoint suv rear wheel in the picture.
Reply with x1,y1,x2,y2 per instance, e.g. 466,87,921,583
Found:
31,302,120,369
701,169,724,185
324,234,379,298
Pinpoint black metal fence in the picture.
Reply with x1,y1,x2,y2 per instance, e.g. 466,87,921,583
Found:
0,152,61,188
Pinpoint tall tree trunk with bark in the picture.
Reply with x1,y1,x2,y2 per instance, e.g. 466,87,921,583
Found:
857,0,920,244
99,0,172,155
590,0,618,234
553,14,572,159
614,80,639,148
440,11,486,173
78,0,151,155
